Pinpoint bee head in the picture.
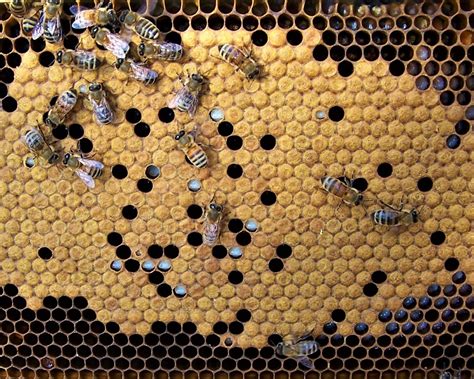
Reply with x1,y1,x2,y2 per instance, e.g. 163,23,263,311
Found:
248,66,261,80
90,26,99,38
49,153,60,164
210,203,222,212
174,130,186,141
138,42,145,56
411,209,419,223
45,117,54,127
62,153,71,165
355,194,364,206
89,83,102,92
118,10,129,23
56,50,63,63
191,73,204,83
115,58,124,68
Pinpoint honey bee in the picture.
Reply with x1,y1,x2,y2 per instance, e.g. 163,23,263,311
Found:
89,26,130,59
56,49,101,71
217,44,261,81
70,2,120,33
275,336,319,369
321,176,364,206
21,10,40,34
46,88,78,128
168,72,206,117
32,0,63,44
118,10,160,40
62,152,104,189
371,200,420,227
174,127,208,168
79,82,113,125
114,58,159,85
6,0,42,18
22,126,61,168
202,196,224,246
138,41,184,62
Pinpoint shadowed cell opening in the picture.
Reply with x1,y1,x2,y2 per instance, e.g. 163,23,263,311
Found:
313,45,328,61
276,244,292,258
187,204,203,219
174,16,189,31
389,60,405,76
77,137,93,153
228,218,243,233
227,164,243,179
125,259,140,272
260,134,276,150
164,244,179,258
64,35,79,50
338,61,353,77
371,270,387,283
208,14,224,29
148,244,163,259
107,232,122,246
212,245,227,259
330,46,345,61
331,309,346,322
187,232,203,246
1,96,17,112
68,124,84,139
236,231,251,246
111,164,128,179
191,15,207,30
227,135,243,150
269,258,283,272
377,163,393,178
363,283,378,297
51,124,68,140
158,107,175,123
251,30,268,46
328,106,344,121
260,190,276,205
228,270,243,284
137,178,153,193
116,245,132,260
217,121,233,136
445,257,459,271
39,51,55,67
126,108,141,123
149,272,164,284
38,247,53,260
243,16,258,31
157,16,172,32
164,31,182,44
157,284,172,297
31,39,46,53
122,205,138,220
287,30,302,46
134,122,150,137
7,53,21,68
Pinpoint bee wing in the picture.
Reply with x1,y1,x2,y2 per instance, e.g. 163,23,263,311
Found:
75,169,95,188
187,95,199,117
31,11,45,39
297,356,314,370
74,49,98,61
77,157,104,169
69,5,87,15
104,32,130,58
72,9,95,28
129,61,158,82
168,87,187,109
45,15,63,41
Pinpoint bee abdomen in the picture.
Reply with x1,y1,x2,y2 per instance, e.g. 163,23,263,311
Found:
85,166,103,178
188,148,207,168
372,210,399,226
203,223,219,245
25,130,43,150
137,18,159,40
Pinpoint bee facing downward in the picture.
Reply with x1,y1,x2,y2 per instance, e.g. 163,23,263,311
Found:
22,126,60,168
32,0,63,44
62,152,104,189
217,44,261,81
46,88,78,128
321,176,364,207
371,199,420,227
79,82,113,126
168,72,207,117
174,127,208,169
275,336,319,369
202,197,224,246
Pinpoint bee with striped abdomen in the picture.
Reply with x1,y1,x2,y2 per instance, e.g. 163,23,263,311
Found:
32,0,63,44
22,126,61,168
371,199,420,227
118,10,159,40
46,88,78,128
89,26,129,59
6,0,42,18
70,2,120,33
62,152,104,189
79,82,113,126
175,127,208,169
21,10,40,34
168,72,206,117
217,43,261,81
321,176,364,207
276,336,319,369
56,49,101,71
138,41,184,62
114,58,158,85
202,196,224,246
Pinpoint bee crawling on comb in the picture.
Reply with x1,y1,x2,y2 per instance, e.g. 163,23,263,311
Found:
169,70,207,117
371,195,424,227
273,334,319,369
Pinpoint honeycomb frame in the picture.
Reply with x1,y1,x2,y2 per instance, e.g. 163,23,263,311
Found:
0,0,473,377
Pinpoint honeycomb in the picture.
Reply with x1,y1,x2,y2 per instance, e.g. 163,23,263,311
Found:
0,0,473,377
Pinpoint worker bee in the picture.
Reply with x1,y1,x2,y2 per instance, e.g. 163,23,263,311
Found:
175,127,208,169
138,41,184,62
45,88,78,128
202,196,224,246
275,336,319,369
114,58,158,85
70,2,120,33
217,44,261,81
22,126,61,168
32,0,63,44
321,176,364,206
118,10,160,40
169,72,207,117
6,0,41,18
62,152,104,189
79,82,113,125
89,26,130,59
56,49,101,71
21,10,40,34
371,200,420,227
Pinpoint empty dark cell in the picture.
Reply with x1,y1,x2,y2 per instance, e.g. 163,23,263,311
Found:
259,134,276,150
14,37,29,53
434,46,448,61
430,231,446,245
228,270,244,285
330,46,344,61
51,124,68,140
125,108,141,123
77,137,93,154
187,204,203,220
312,45,328,61
322,30,336,45
329,15,343,30
389,60,405,76
363,283,378,297
408,61,422,76
417,176,433,192
260,190,276,205
122,205,138,220
226,218,243,233
346,46,362,61
236,309,251,323
371,270,387,284
227,163,243,179
207,14,224,30
31,38,46,53
399,46,414,61
217,121,233,136
407,31,422,45
390,31,404,45
295,15,310,29
116,245,131,260
275,244,292,259
145,165,160,179
2,96,17,112
377,163,393,178
173,15,189,32
211,245,227,259
227,135,243,150
236,231,251,246
0,39,12,54
425,309,439,322
457,91,471,106
311,15,327,30
66,123,83,140
0,83,6,98
243,16,258,31
39,51,55,67
137,178,153,193
286,30,302,46
124,259,140,273
157,283,172,298
269,258,283,272
396,16,411,29
443,257,460,273
330,308,345,322
156,16,172,32
260,15,276,30
7,53,21,68
107,232,122,246
277,14,293,29
457,309,470,322
191,15,207,30
327,106,344,122
111,164,128,179
38,247,53,260
225,15,241,30
63,34,79,50
381,45,397,61
349,177,367,192
187,232,202,246
338,61,353,77
372,31,387,45
164,244,179,258
229,321,244,334
134,122,150,138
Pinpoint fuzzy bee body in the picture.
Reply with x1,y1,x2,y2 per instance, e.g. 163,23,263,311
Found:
371,208,419,226
22,11,40,33
119,10,159,40
169,73,206,117
7,0,41,18
46,89,78,128
32,0,63,44
62,153,104,189
276,338,319,369
218,43,261,80
138,41,184,61
321,176,363,206
80,83,113,125
56,49,101,71
22,127,60,167
70,3,120,33
90,26,129,58
175,130,207,168
202,201,224,246
115,58,158,85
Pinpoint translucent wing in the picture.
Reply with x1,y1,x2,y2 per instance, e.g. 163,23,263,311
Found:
168,87,187,109
72,9,95,28
69,5,87,15
45,16,63,42
74,49,97,62
78,157,104,169
297,356,314,369
104,31,130,58
187,95,199,117
130,62,158,84
32,11,45,40
76,169,95,188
